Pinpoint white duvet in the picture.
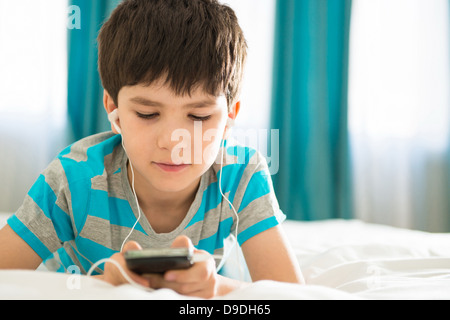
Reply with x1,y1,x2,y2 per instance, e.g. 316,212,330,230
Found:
1,213,449,300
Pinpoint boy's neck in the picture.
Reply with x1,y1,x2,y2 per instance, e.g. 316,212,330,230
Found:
127,163,200,233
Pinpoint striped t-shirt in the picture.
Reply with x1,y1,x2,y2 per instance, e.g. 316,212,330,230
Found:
8,132,285,275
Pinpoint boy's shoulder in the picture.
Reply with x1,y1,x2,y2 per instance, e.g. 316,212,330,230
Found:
59,132,120,161
209,138,271,185
49,132,123,181
221,138,269,169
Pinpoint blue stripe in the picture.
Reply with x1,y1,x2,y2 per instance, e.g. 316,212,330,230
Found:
226,145,256,166
187,163,249,228
186,181,221,228
62,177,91,234
89,190,147,234
75,236,117,273
28,174,56,220
28,174,74,242
237,216,279,246
60,135,121,178
220,164,246,205
57,249,76,272
187,145,259,228
59,135,121,232
197,217,234,254
238,170,271,213
224,144,257,206
7,215,52,260
51,205,75,242
85,137,119,176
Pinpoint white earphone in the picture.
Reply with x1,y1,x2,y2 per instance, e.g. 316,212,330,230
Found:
108,109,122,134
226,118,235,128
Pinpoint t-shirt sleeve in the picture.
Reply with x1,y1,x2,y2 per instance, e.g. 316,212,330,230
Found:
229,149,286,246
7,159,75,260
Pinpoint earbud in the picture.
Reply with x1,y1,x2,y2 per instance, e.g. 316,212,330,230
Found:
223,117,235,140
226,118,235,128
108,109,122,134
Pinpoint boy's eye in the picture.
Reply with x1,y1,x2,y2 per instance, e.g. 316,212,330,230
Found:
189,115,212,121
136,112,211,122
136,112,158,120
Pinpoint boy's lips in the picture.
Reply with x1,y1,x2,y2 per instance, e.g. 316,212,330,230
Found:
153,162,191,173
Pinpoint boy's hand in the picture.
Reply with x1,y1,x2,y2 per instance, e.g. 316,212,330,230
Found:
102,241,151,287
145,236,219,299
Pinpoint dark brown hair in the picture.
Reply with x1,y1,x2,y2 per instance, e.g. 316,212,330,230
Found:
98,0,247,110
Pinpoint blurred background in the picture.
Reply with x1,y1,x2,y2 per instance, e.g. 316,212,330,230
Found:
0,0,448,232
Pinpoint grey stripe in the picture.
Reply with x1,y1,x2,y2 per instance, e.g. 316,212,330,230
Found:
62,132,115,163
91,143,128,200
43,159,71,217
234,193,280,234
79,215,150,252
16,195,62,254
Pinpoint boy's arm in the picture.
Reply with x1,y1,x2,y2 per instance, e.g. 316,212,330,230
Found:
241,225,304,284
0,225,42,270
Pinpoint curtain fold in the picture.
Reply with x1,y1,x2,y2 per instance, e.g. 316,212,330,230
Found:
271,0,353,221
67,0,121,142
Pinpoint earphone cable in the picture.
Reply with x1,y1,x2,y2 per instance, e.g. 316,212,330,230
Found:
120,137,142,252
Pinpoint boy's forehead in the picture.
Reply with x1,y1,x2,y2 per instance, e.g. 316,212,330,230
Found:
120,82,227,107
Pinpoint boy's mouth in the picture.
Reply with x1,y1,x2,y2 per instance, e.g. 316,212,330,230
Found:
153,162,191,173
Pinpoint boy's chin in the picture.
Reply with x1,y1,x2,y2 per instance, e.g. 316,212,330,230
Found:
150,175,201,193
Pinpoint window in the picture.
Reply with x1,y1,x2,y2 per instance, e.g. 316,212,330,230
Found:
223,0,276,131
0,0,68,213
348,0,450,231
0,0,67,124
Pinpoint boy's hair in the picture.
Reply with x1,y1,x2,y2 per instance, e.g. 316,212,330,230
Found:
98,0,247,110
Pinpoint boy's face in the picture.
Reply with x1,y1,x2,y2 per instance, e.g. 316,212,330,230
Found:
105,80,233,194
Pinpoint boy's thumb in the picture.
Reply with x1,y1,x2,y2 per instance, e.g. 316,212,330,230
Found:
171,235,193,249
122,241,142,252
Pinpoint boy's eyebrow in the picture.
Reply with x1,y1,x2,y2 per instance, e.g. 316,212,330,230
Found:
129,96,218,108
129,96,162,107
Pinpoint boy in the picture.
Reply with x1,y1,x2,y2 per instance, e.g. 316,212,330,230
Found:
0,0,302,298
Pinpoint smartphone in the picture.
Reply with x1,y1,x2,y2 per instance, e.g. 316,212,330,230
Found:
124,247,194,275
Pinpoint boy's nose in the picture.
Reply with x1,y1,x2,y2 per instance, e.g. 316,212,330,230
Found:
156,124,179,150
156,122,193,155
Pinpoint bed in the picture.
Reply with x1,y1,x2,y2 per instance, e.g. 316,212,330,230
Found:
1,212,449,300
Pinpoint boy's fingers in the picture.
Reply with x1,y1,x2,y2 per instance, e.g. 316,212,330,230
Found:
171,235,193,249
107,241,150,287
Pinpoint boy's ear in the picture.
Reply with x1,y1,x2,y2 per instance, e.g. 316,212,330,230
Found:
103,90,120,134
224,101,241,139
228,101,241,121
103,90,117,114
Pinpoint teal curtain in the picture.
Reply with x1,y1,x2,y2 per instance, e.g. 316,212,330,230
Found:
271,0,353,221
67,0,121,142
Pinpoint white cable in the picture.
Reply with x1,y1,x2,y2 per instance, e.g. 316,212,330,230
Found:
87,258,153,292
218,140,239,240
120,138,142,253
216,139,244,281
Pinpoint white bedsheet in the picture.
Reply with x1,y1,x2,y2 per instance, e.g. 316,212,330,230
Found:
0,213,8,229
1,213,449,300
284,220,450,300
